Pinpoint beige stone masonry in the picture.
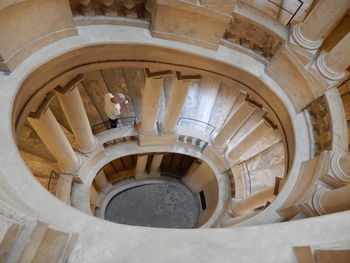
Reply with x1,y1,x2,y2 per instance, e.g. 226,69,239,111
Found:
0,0,77,72
152,0,231,49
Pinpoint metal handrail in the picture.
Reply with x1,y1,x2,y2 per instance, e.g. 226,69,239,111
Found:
92,116,136,134
177,117,216,134
267,0,303,25
241,160,252,197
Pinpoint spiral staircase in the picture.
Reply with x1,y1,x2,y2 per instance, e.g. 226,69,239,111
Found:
0,0,350,262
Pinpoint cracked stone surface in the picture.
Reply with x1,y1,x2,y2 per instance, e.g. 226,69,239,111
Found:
105,181,199,228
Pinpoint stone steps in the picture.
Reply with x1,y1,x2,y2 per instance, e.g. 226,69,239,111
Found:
0,196,77,263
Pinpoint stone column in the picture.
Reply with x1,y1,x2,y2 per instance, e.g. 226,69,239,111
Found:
316,32,350,81
56,78,98,154
135,154,148,176
326,152,350,186
94,170,112,192
211,100,256,149
292,0,350,50
232,187,275,216
226,119,274,164
140,69,172,134
161,72,201,134
313,185,350,215
27,93,80,173
149,153,163,175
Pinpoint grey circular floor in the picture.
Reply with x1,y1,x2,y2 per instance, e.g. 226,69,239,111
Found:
105,181,199,228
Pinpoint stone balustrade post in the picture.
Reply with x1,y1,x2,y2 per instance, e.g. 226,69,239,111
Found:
291,0,350,50
149,153,164,175
161,72,201,134
55,75,98,154
94,170,112,192
135,154,148,176
27,92,81,173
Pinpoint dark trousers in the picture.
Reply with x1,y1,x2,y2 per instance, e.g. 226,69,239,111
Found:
109,118,118,128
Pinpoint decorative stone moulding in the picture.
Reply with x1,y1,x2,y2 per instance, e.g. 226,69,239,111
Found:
225,17,282,59
316,52,348,81
291,24,323,51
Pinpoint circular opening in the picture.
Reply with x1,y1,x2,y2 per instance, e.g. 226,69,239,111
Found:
105,181,199,228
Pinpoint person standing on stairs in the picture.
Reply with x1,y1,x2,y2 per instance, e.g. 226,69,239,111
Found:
104,93,128,128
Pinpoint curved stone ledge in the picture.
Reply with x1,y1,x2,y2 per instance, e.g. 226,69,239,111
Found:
0,24,315,260
71,137,230,228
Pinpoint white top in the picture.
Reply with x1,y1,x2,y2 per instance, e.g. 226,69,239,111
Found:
104,93,121,120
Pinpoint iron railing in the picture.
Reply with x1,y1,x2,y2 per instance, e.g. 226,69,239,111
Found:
92,116,136,134
177,117,216,135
